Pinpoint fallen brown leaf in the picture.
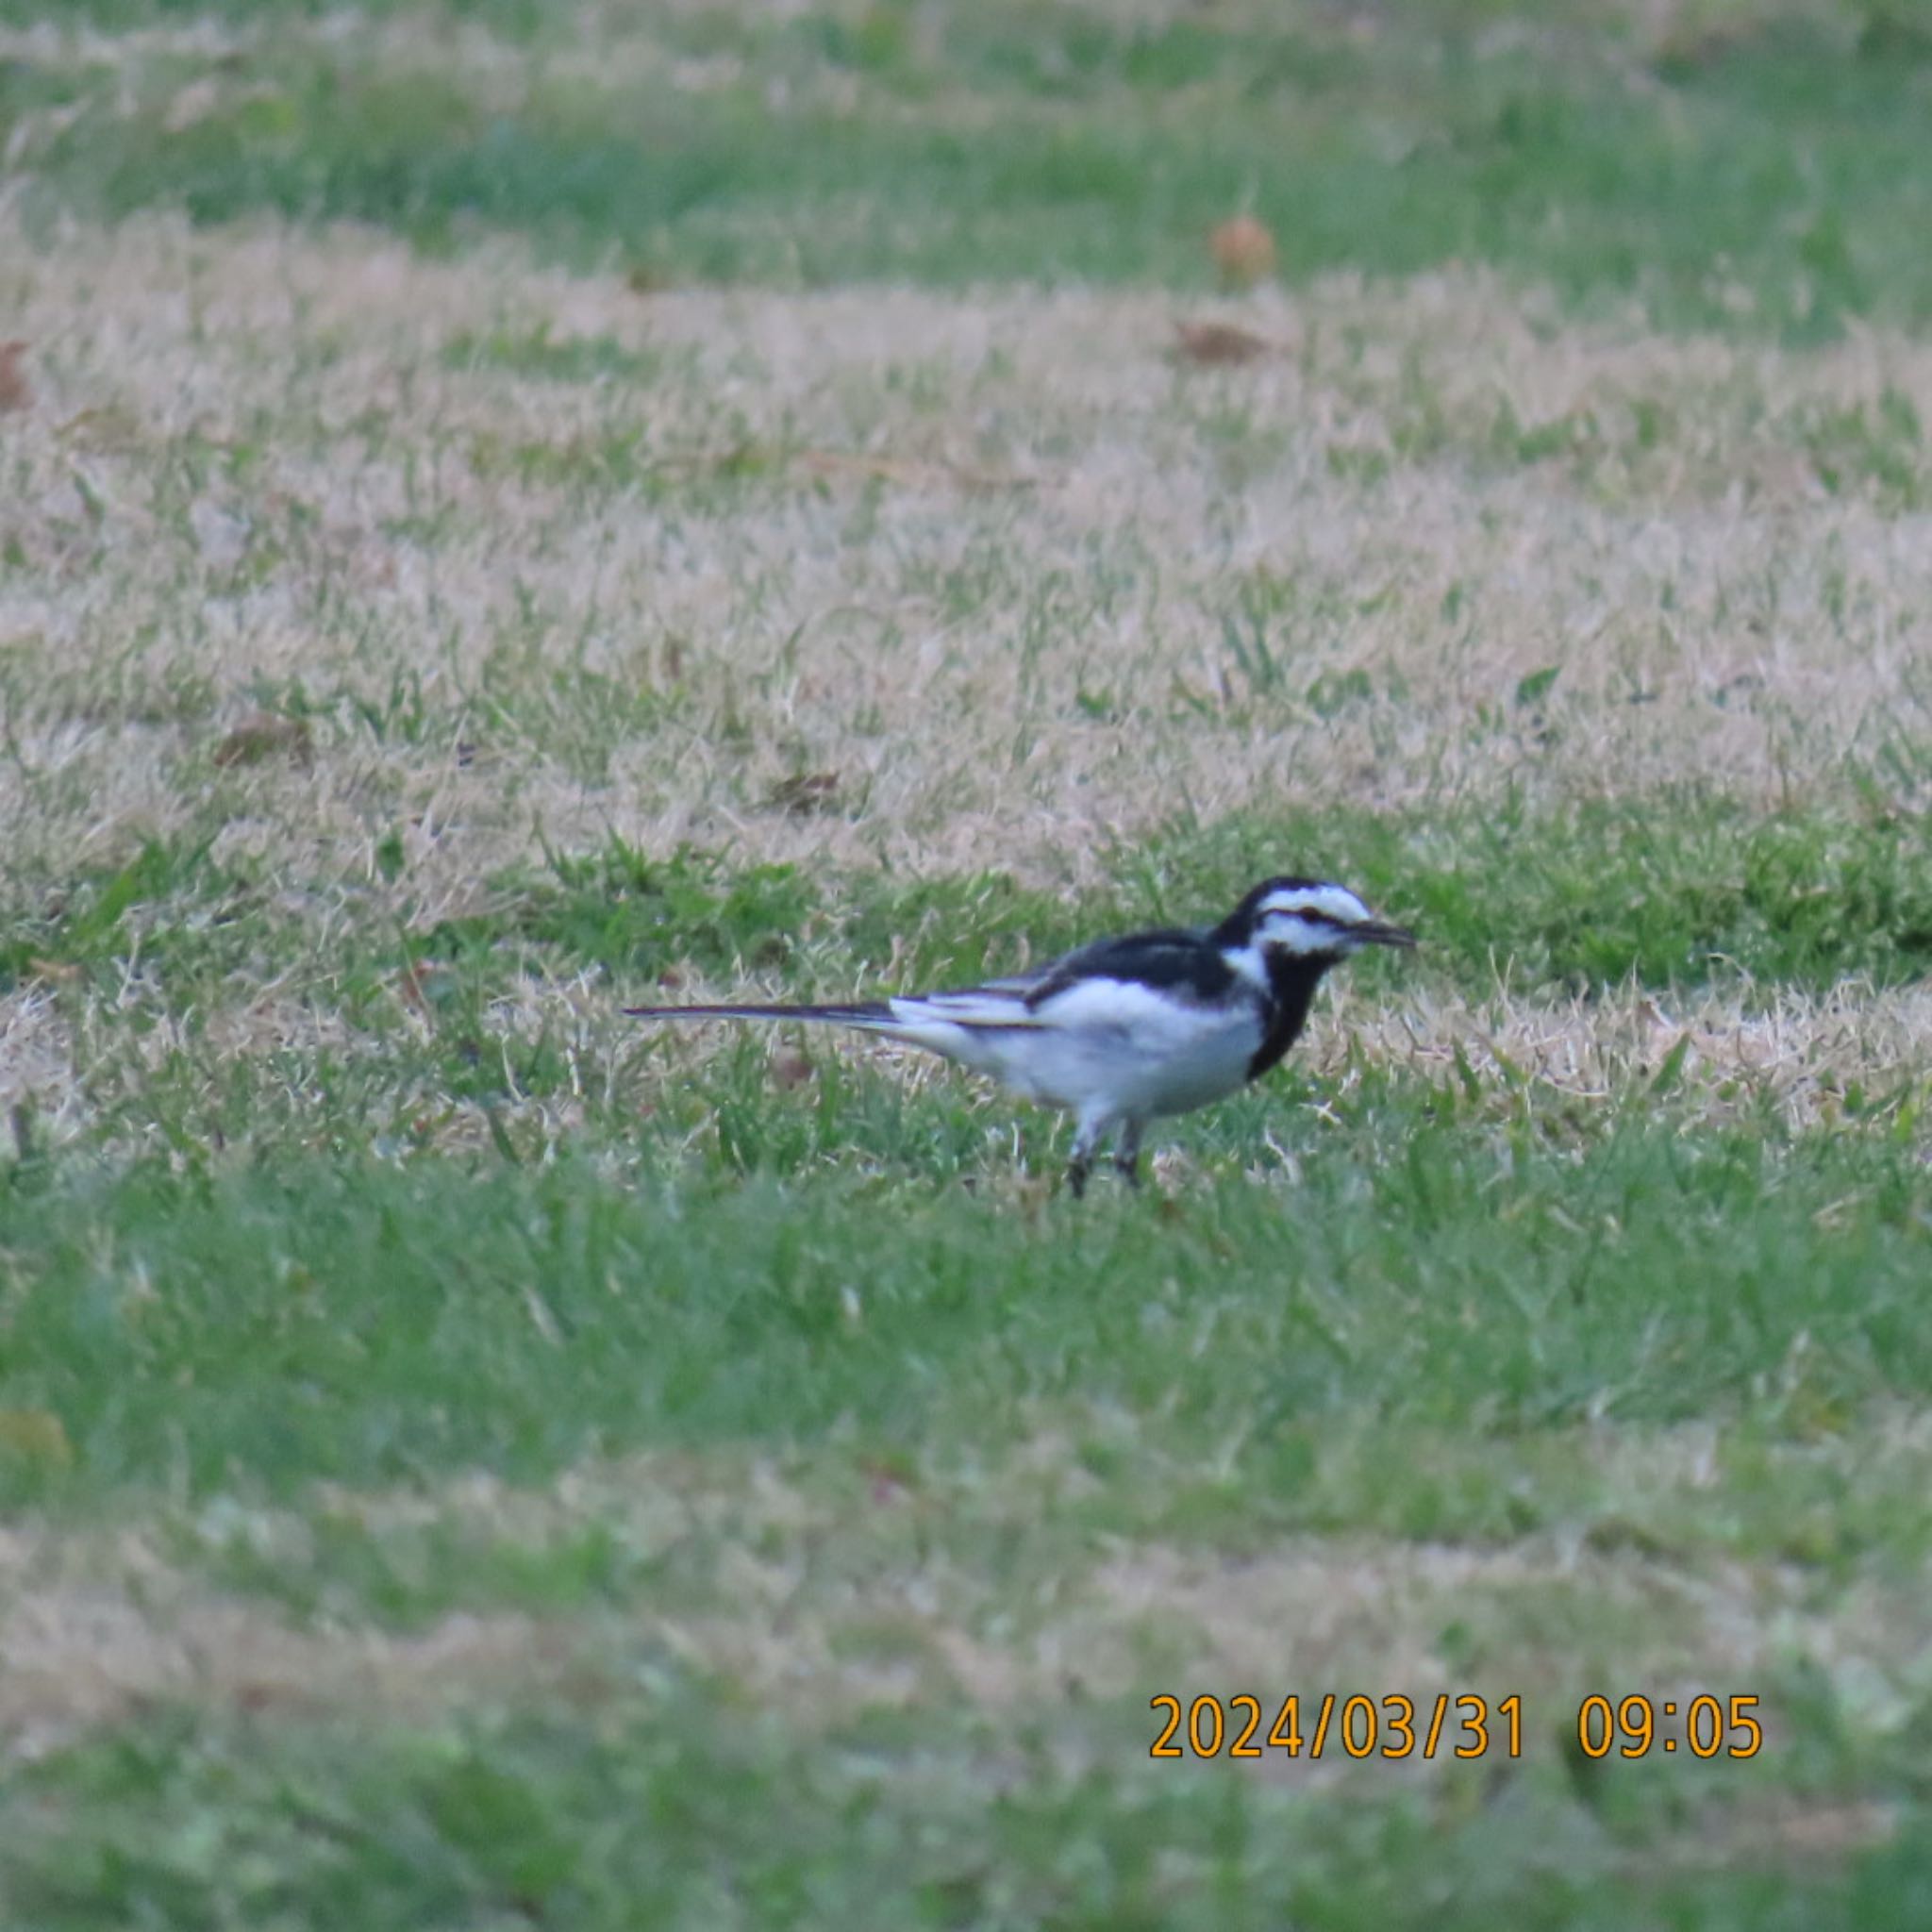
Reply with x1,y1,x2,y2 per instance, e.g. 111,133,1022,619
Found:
1208,214,1277,288
0,341,29,414
765,771,842,815
860,1456,909,1503
1172,321,1277,367
393,961,433,1014
393,960,458,1015
213,711,314,770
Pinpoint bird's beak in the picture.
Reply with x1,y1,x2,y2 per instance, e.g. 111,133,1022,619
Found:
1353,920,1417,949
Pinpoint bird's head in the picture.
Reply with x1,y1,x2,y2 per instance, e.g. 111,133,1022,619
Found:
1218,876,1416,961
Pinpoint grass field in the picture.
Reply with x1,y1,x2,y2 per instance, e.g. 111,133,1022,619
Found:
3,0,1932,1923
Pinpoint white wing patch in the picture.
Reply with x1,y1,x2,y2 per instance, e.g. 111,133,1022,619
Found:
888,986,1043,1030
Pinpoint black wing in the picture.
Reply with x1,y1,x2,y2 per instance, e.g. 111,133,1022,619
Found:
1020,926,1237,1008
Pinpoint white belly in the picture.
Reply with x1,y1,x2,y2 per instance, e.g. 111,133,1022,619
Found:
889,980,1263,1121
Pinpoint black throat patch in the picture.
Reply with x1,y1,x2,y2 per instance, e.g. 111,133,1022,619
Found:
1245,953,1340,1082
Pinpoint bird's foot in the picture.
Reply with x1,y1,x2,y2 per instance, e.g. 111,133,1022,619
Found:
1112,1151,1142,1190
1065,1155,1091,1199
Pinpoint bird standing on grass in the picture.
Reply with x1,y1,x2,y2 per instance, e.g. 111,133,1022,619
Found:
625,877,1414,1195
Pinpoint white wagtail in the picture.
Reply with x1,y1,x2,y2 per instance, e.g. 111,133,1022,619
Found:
625,876,1414,1194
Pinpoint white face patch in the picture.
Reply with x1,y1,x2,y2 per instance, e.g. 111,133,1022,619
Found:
1253,909,1352,958
1252,884,1374,957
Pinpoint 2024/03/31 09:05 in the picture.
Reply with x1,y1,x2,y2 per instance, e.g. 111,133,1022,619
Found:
1150,1693,1764,1760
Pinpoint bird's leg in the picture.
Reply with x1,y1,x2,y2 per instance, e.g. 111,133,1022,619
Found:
1066,1115,1107,1199
1111,1118,1145,1190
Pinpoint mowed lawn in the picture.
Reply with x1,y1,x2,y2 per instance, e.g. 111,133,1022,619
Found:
3,1,1932,1924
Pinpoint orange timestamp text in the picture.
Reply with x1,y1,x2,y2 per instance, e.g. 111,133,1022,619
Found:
1575,1694,1762,1759
1150,1692,1523,1761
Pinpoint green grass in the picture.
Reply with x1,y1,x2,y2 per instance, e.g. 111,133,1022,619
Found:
9,776,1930,1019
3,1120,1927,1510
2,1127,1931,1924
6,1009,1930,1533
10,2,1932,336
7,1691,1929,1932
4,781,1928,1197
6,778,1919,1928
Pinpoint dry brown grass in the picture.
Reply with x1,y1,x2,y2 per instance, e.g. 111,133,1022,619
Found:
6,1410,1929,1774
8,958,1931,1167
5,210,1932,1147
6,216,1932,897
1320,978,1932,1134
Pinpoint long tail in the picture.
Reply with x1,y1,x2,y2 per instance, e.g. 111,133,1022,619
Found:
622,1000,895,1027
